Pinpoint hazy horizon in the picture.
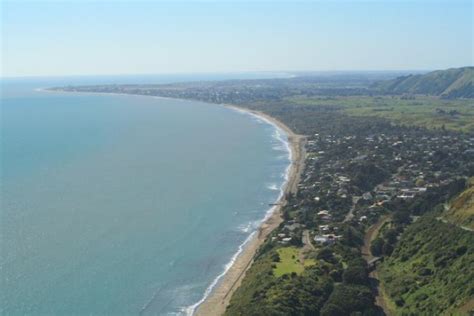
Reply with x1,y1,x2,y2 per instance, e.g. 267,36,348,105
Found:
0,69,441,80
2,0,472,77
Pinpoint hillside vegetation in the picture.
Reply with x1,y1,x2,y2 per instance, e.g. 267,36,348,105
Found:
379,215,474,315
372,67,474,98
444,178,474,230
224,248,334,316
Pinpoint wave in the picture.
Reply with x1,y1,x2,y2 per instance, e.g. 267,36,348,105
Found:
237,222,252,233
237,220,262,233
182,106,292,315
267,183,279,191
182,230,257,316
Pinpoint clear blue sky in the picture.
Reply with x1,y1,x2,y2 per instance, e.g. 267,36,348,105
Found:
1,0,472,77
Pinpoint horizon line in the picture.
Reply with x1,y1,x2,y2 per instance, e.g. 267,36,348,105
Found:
4,67,473,80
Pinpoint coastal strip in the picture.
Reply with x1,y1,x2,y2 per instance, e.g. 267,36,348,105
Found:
193,105,306,316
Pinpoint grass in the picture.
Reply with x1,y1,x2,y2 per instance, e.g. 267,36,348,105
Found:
285,95,474,132
273,246,315,277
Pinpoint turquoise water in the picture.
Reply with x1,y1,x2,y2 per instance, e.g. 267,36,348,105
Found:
1,77,290,315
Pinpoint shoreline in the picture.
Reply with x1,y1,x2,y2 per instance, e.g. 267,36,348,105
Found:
194,105,306,316
41,88,306,316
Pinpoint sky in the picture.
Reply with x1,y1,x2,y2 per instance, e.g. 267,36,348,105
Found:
1,0,473,77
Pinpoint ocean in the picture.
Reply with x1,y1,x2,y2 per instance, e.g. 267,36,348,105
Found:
0,74,291,315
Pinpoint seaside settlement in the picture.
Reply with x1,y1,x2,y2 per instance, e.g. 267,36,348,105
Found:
52,68,474,315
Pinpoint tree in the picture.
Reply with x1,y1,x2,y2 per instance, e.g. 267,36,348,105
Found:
341,226,363,246
393,210,411,225
370,238,385,256
384,229,398,245
343,265,369,285
382,242,394,256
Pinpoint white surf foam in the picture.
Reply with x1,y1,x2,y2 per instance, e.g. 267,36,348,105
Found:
182,230,257,316
267,183,279,191
182,106,292,315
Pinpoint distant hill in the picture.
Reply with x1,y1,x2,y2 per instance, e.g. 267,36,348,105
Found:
444,178,474,230
372,67,474,98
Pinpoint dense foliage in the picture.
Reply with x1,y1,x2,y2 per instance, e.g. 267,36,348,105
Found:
379,216,474,315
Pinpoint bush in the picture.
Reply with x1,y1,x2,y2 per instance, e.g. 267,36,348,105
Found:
271,251,280,262
321,303,345,316
317,247,335,262
395,297,405,307
455,245,467,256
329,269,343,282
418,268,433,276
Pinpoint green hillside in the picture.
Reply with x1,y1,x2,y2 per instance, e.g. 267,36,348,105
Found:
379,216,474,315
444,178,474,230
373,67,474,98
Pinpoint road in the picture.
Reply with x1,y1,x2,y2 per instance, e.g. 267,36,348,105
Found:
302,229,316,251
343,196,361,223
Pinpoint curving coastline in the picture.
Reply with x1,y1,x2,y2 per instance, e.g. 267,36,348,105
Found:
193,105,306,316
42,88,305,316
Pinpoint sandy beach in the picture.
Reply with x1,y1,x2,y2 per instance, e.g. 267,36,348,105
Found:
195,105,306,316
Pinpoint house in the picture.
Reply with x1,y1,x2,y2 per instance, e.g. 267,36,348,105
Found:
398,193,415,199
319,225,330,232
314,234,342,245
314,235,330,244
362,192,373,200
284,223,302,232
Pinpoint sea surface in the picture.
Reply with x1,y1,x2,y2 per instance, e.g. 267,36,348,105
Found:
0,74,291,315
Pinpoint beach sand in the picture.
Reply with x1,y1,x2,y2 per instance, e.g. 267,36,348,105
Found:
195,105,306,316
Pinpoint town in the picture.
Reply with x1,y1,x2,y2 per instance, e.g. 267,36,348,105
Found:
276,124,473,248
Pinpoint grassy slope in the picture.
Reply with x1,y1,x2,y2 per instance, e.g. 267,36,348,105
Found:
274,247,316,277
379,216,474,315
372,67,474,98
443,69,474,98
444,178,474,230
